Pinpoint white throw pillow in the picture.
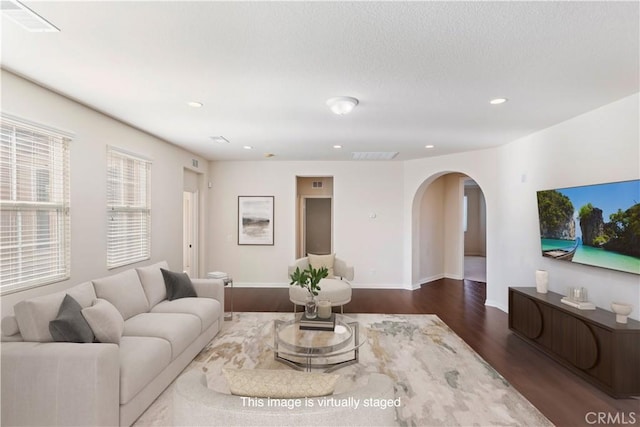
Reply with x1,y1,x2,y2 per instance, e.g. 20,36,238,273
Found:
92,269,149,320
13,282,96,342
81,298,124,344
308,253,335,278
223,369,339,398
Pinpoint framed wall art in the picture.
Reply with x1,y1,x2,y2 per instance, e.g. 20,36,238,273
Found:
238,196,274,245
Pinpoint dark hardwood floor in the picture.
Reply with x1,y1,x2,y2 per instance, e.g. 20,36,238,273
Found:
228,279,640,427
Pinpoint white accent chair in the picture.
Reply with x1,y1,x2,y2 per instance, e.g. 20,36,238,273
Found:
288,256,354,313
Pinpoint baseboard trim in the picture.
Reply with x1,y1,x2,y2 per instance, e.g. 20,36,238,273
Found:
232,282,409,290
416,274,444,287
485,299,507,313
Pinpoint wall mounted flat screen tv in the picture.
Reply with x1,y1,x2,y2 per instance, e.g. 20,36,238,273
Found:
536,179,640,275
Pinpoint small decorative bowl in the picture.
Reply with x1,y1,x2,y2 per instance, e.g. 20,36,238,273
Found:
611,302,633,324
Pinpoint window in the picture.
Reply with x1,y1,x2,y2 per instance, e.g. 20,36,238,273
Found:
0,114,71,294
107,147,151,269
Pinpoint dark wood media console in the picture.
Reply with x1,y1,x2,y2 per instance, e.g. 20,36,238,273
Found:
509,287,640,398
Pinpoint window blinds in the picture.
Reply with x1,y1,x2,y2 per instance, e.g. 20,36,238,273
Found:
0,116,70,294
107,147,151,269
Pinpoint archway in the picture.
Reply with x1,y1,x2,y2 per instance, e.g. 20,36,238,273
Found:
410,171,488,290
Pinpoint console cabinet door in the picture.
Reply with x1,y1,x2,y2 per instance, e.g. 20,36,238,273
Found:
510,292,542,339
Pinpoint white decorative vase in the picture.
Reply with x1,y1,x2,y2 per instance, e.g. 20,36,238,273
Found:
535,270,549,294
611,302,633,324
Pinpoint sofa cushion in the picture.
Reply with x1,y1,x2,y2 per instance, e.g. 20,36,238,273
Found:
136,261,169,308
119,336,172,405
223,369,339,398
308,253,335,278
93,269,150,320
160,268,197,300
123,313,200,360
14,282,96,342
49,294,95,343
150,298,220,332
82,299,124,344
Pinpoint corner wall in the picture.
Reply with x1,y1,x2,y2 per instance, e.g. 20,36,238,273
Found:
1,70,209,315
405,93,639,318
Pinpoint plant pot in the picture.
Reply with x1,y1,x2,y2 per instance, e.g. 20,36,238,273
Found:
305,296,318,319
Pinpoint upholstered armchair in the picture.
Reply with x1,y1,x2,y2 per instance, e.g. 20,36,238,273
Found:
287,254,354,313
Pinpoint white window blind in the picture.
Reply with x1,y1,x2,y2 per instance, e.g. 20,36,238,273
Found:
0,115,71,294
107,147,151,269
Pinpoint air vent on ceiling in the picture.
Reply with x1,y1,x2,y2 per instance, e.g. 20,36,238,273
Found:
312,181,323,189
351,152,398,161
1,0,59,32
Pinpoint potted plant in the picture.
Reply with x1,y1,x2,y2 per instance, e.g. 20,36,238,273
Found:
289,265,328,318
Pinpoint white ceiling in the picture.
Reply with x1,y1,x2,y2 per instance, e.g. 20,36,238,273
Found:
1,1,638,161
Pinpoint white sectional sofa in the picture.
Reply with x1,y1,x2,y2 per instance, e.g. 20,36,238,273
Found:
1,261,224,426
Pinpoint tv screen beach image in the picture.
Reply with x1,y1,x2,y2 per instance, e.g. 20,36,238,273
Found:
536,180,640,275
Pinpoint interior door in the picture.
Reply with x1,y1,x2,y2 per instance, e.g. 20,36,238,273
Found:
182,191,198,276
304,197,332,255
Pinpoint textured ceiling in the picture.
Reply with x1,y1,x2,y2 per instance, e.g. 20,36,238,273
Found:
1,1,638,161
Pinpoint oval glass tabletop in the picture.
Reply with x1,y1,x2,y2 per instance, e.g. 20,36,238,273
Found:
276,316,355,354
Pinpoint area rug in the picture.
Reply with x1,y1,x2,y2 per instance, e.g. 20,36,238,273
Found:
134,313,551,426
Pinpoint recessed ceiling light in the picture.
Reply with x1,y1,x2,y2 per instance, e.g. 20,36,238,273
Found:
333,145,343,149
210,136,229,143
264,153,275,158
425,145,435,149
243,145,253,150
187,101,203,108
489,98,508,105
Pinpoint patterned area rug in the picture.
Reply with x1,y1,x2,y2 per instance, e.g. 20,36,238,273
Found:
134,313,551,426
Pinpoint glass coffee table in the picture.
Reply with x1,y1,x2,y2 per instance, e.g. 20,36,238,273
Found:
269,313,366,372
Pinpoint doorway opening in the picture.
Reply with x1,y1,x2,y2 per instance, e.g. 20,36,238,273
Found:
463,179,486,283
413,172,487,289
183,168,202,277
296,176,334,259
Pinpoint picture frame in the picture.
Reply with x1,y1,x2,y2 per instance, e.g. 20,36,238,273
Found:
238,196,274,245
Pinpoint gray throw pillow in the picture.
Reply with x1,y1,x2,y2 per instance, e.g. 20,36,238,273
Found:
160,268,197,300
49,294,95,343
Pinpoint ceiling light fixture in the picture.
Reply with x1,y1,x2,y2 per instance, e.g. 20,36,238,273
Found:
243,145,253,150
333,145,343,149
187,101,203,108
489,98,508,105
425,145,435,149
326,96,359,115
210,136,229,144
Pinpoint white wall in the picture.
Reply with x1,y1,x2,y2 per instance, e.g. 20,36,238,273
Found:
417,176,445,284
405,93,639,318
3,69,637,320
206,160,405,288
1,71,210,315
